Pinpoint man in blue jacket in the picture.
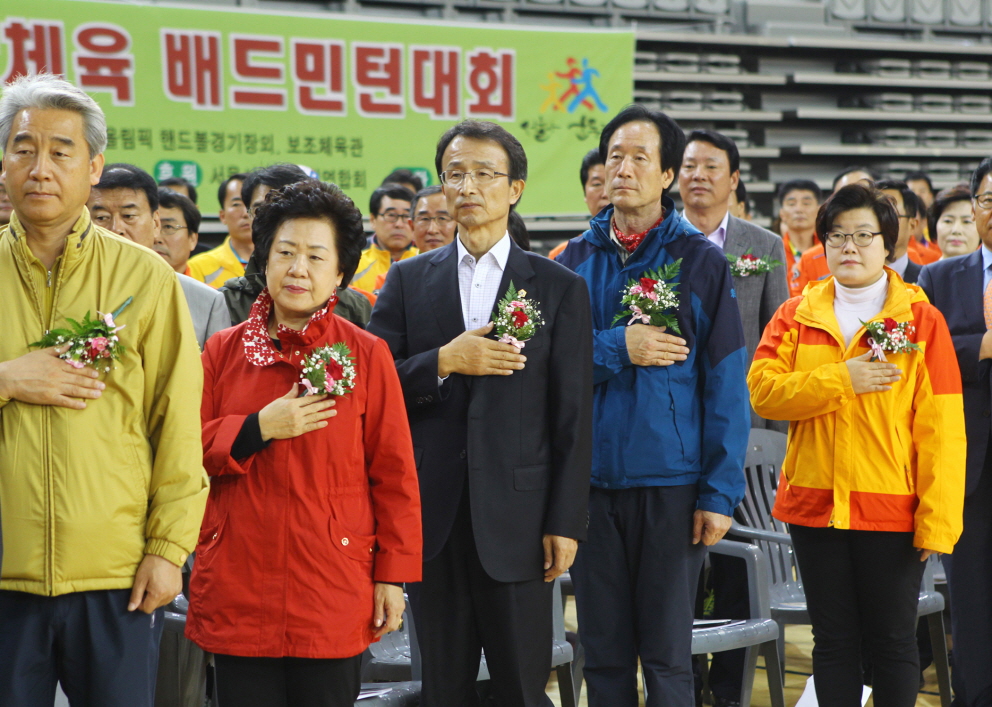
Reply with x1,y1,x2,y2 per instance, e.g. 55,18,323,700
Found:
558,105,750,707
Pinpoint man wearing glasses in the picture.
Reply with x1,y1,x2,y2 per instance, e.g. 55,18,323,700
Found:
410,185,456,253
156,187,200,277
371,186,457,294
919,157,992,707
351,183,418,294
368,119,593,707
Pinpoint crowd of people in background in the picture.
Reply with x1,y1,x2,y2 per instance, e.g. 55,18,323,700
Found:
1,70,990,707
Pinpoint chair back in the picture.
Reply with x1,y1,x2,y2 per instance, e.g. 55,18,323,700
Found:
737,429,804,602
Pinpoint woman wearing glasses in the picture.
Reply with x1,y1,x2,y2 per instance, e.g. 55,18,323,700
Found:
748,183,966,707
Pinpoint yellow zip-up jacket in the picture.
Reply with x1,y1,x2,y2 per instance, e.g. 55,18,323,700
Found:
0,209,209,596
748,270,965,554
350,243,418,294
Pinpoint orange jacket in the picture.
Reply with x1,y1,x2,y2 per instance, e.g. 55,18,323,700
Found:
782,233,805,298
748,270,965,553
909,238,941,265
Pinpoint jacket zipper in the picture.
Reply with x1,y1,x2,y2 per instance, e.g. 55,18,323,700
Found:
43,255,69,594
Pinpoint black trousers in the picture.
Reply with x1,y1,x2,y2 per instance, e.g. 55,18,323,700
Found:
409,490,554,707
213,653,362,707
790,525,926,707
943,457,992,707
571,485,706,707
0,588,165,707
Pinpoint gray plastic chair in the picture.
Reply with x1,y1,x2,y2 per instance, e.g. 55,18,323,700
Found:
731,428,952,707
363,577,578,706
691,540,785,707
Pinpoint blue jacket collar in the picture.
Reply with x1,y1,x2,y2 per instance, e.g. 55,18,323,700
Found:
584,197,699,255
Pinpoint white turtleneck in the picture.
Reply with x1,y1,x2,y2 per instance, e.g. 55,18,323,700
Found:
833,274,889,347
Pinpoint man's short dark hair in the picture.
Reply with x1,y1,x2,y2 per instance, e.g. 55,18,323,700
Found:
735,181,749,215
778,179,822,204
369,184,415,217
381,168,424,193
686,129,740,175
971,157,992,196
876,179,920,219
411,185,443,214
816,183,898,260
95,163,159,212
158,176,198,205
252,180,366,288
831,165,881,191
241,164,309,210
929,185,974,239
435,120,528,184
157,188,201,235
217,173,248,209
598,104,686,202
507,210,530,251
580,148,604,188
905,170,934,196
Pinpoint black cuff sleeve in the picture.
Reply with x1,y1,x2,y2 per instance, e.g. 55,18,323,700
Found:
231,412,269,460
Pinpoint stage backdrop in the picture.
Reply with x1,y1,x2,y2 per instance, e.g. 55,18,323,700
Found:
1,1,633,215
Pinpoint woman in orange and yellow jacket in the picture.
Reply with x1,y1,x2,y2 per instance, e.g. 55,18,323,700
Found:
748,184,965,707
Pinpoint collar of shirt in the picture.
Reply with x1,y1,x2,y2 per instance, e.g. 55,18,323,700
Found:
890,253,909,278
696,210,730,249
455,231,512,331
456,231,511,270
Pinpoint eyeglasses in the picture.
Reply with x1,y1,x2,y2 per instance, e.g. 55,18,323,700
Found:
974,193,992,209
376,211,411,223
160,224,188,236
824,231,882,248
414,215,453,226
440,169,509,187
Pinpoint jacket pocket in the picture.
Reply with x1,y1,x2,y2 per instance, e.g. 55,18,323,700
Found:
514,464,550,491
196,513,227,557
329,514,375,562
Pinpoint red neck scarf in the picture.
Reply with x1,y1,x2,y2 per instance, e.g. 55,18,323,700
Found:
242,288,338,367
612,212,665,253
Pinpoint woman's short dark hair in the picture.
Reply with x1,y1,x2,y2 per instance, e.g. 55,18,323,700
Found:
928,185,973,240
815,183,899,260
598,104,685,201
434,120,527,183
251,180,366,288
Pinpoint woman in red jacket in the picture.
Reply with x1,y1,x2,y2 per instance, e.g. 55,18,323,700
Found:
185,180,422,707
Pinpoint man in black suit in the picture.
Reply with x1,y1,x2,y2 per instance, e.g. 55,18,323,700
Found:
368,120,593,707
877,180,923,284
918,157,992,707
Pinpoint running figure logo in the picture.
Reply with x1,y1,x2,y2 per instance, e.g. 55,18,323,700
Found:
541,57,608,114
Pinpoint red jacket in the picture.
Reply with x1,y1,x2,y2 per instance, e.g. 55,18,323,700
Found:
186,293,422,659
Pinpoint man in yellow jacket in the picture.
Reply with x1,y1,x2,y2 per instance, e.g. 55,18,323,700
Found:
0,74,208,706
351,183,419,294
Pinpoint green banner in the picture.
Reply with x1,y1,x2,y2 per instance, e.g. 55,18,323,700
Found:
1,0,633,215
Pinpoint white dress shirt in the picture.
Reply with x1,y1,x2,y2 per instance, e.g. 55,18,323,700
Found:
456,232,511,330
438,232,512,386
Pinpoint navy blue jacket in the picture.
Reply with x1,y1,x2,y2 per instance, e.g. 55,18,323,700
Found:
557,200,749,516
